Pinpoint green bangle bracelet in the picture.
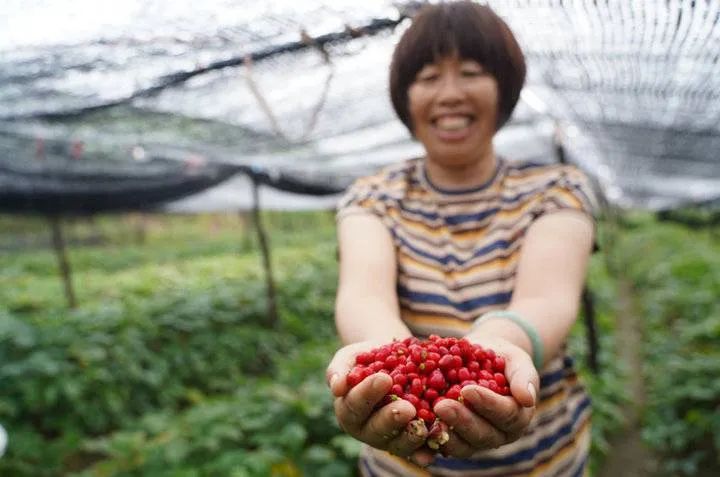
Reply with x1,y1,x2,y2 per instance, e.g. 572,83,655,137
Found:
472,310,545,369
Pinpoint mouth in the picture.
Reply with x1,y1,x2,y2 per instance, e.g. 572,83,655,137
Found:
430,114,475,140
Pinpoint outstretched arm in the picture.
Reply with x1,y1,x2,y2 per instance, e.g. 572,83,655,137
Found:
334,213,411,345
435,210,594,458
327,213,429,460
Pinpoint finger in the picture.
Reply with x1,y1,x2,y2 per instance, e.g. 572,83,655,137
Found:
326,342,375,397
460,385,533,438
383,415,429,457
359,398,418,448
504,349,540,408
438,429,477,459
334,373,393,431
409,447,436,467
434,399,506,450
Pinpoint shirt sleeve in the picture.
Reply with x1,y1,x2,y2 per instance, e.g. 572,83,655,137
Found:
335,176,389,222
534,165,599,220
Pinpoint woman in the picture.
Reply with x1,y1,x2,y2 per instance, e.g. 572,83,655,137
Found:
326,2,597,476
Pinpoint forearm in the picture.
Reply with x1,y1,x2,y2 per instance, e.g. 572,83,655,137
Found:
468,212,594,368
466,296,580,368
335,293,412,345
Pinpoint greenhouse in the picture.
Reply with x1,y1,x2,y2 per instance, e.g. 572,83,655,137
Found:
0,0,718,476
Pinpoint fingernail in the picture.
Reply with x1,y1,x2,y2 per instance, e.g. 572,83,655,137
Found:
461,385,480,401
527,383,537,406
440,406,457,423
373,374,389,391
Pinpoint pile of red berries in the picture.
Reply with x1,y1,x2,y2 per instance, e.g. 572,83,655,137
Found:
346,335,510,448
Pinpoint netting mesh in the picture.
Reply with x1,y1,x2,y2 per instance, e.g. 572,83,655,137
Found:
1,0,719,211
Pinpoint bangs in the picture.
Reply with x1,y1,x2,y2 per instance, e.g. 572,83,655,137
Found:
397,3,499,83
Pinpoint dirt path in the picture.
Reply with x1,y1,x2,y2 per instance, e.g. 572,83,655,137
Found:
596,281,657,477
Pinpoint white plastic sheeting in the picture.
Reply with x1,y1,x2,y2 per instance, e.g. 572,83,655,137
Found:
1,0,719,210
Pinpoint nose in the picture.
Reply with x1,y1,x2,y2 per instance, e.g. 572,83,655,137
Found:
435,73,464,105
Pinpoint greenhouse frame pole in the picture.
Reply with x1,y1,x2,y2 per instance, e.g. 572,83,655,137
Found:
48,215,77,309
248,176,278,328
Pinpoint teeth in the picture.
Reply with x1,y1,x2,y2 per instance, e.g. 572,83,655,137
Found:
435,116,471,130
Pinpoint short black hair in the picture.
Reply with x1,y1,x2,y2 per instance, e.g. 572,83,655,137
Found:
389,1,526,132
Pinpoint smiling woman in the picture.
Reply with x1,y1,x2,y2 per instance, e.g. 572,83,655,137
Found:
389,1,526,191
327,2,598,476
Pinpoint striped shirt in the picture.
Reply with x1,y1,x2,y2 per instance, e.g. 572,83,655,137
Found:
336,157,597,477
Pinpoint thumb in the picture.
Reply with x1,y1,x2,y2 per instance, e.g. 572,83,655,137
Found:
505,348,540,408
326,341,376,397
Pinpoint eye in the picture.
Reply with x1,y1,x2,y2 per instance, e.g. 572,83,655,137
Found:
417,73,439,82
461,66,484,77
416,65,440,83
460,61,485,77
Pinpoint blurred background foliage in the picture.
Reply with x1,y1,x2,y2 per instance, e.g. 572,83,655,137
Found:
0,211,717,476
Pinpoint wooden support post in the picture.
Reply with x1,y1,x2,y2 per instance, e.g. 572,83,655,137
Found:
48,215,77,309
133,213,147,245
238,209,253,251
582,285,599,373
248,177,278,328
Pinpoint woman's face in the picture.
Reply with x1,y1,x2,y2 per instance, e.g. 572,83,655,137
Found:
408,55,499,168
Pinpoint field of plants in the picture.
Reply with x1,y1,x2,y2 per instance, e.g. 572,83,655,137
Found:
0,211,717,476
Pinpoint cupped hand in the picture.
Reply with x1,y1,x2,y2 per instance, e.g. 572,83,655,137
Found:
432,337,539,459
326,341,431,461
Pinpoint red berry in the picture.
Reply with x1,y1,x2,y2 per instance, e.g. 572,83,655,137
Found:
410,378,424,396
438,354,455,370
417,408,435,425
445,385,462,401
404,393,421,408
424,388,439,402
458,367,471,382
479,370,494,381
427,419,450,449
370,361,385,372
346,370,363,387
428,370,446,391
356,352,374,365
422,360,438,374
384,354,400,370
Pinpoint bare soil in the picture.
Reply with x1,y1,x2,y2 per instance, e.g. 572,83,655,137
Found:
596,282,658,477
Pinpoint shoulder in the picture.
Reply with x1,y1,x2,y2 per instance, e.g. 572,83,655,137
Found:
357,158,419,184
346,158,420,197
336,158,421,216
502,160,589,188
502,159,599,218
